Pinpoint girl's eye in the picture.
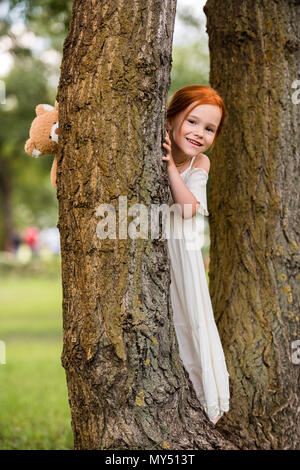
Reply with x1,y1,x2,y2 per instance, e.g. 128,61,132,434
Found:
207,127,214,132
187,119,195,124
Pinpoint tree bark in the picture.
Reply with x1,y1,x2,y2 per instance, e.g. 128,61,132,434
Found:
56,0,237,450
204,0,300,450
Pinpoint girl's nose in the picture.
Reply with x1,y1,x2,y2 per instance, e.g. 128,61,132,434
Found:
194,127,204,137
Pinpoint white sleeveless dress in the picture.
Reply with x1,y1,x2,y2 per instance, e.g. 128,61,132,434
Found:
167,156,230,422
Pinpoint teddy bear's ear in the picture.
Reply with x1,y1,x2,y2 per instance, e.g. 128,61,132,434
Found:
36,104,54,116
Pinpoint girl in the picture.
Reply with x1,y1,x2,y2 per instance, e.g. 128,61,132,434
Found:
162,85,230,425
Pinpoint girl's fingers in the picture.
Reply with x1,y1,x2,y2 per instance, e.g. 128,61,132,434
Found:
163,141,171,149
162,145,171,155
162,133,172,162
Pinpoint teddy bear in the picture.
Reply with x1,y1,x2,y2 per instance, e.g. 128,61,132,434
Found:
24,100,59,188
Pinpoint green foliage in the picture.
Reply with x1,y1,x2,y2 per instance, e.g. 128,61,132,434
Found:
1,59,53,145
7,0,72,51
169,41,209,97
177,8,202,29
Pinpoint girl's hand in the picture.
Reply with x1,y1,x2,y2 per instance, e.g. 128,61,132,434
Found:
162,131,175,168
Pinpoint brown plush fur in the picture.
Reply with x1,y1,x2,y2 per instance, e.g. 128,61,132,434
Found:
25,101,59,188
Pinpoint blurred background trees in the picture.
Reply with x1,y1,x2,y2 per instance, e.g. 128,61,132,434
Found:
0,0,71,251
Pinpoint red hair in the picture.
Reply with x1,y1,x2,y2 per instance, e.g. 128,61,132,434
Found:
166,85,226,150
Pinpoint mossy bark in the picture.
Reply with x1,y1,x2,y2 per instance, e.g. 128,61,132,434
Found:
56,0,237,450
204,0,300,450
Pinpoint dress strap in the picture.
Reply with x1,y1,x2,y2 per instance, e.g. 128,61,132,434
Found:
188,156,196,170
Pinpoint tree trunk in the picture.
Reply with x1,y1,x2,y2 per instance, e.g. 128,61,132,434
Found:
56,0,237,450
204,0,300,450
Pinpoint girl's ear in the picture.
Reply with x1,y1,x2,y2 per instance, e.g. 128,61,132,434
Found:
166,118,172,131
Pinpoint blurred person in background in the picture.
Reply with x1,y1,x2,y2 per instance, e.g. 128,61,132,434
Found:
22,226,39,255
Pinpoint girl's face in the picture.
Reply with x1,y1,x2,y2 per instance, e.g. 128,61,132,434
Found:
167,103,222,158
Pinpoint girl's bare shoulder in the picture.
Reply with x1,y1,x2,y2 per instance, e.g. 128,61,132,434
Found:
193,153,210,174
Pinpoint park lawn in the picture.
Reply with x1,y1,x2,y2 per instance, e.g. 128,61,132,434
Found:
0,275,73,450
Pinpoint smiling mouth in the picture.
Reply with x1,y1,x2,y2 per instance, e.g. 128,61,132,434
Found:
186,137,202,147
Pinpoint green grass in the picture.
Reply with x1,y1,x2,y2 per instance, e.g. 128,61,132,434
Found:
0,274,73,450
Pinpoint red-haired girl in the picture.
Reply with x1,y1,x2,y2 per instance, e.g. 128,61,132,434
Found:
162,85,230,425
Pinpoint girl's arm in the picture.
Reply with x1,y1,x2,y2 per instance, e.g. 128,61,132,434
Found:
162,132,199,219
167,165,199,218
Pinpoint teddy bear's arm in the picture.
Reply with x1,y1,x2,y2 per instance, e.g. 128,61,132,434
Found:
50,156,57,189
25,138,35,156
